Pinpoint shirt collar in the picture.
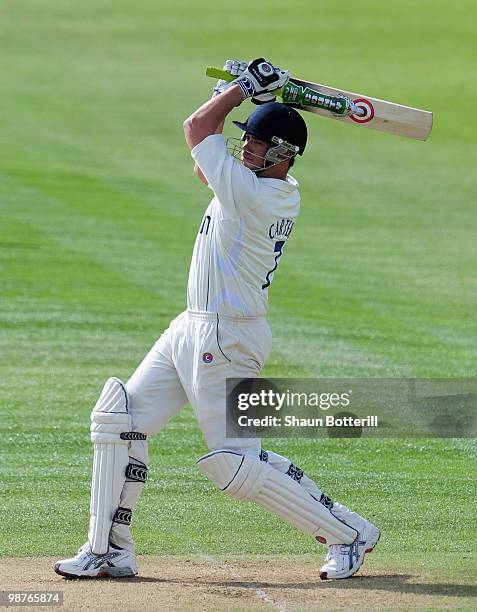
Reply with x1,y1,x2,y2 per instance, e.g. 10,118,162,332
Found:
260,174,299,192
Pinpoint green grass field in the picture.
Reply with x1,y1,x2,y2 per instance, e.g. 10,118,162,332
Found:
1,0,476,608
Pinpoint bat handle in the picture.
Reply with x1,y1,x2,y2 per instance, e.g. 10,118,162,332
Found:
205,66,285,97
206,67,234,82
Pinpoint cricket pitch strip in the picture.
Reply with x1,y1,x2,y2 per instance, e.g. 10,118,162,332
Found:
1,556,474,610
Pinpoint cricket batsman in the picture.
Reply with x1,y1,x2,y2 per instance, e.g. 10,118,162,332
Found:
55,58,380,581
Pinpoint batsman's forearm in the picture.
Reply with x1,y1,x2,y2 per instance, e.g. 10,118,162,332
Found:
183,85,245,150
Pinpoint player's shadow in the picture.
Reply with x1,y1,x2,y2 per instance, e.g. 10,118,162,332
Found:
125,574,477,598
323,574,476,597
211,575,477,598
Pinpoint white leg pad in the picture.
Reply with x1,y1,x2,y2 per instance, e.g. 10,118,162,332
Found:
263,450,368,534
88,378,131,554
197,450,357,545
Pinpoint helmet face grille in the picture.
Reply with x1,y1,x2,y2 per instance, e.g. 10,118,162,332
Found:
226,137,267,172
264,136,300,165
227,137,243,161
226,136,298,173
233,102,307,155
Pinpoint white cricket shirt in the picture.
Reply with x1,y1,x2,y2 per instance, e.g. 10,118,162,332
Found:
188,134,300,317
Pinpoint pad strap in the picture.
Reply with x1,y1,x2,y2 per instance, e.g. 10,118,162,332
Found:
125,463,148,483
113,507,133,525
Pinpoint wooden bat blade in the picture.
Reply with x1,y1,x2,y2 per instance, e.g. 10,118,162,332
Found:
205,67,433,141
290,77,433,141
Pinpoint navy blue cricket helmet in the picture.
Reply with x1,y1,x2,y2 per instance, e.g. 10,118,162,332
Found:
233,102,308,155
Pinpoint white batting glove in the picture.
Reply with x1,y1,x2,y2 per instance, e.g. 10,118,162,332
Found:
212,59,247,97
225,59,248,76
233,58,289,99
235,60,278,105
222,60,278,104
251,91,277,105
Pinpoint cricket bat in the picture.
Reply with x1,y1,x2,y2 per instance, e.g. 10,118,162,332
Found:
206,67,433,141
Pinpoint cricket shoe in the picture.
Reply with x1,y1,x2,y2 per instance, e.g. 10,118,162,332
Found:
54,543,137,579
319,522,380,580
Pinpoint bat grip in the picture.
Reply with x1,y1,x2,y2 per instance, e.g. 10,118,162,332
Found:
205,66,285,97
206,67,234,82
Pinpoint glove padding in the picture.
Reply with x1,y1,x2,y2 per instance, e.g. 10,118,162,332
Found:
213,59,278,104
234,58,289,100
213,59,247,97
251,91,277,105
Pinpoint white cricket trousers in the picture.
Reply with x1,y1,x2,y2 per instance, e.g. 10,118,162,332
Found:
126,310,273,454
113,310,369,553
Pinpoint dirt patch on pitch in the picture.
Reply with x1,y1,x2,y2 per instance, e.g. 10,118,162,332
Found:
1,556,474,611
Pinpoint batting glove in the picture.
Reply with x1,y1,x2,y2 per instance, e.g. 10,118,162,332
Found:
212,59,247,97
233,58,289,100
224,60,278,104
251,91,277,105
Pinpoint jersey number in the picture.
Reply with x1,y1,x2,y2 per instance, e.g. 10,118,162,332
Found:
262,240,285,289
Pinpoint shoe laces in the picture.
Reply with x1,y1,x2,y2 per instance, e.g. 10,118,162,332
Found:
76,543,90,555
327,543,351,561
75,543,119,562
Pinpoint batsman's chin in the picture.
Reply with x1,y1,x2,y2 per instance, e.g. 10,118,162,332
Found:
242,157,262,171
